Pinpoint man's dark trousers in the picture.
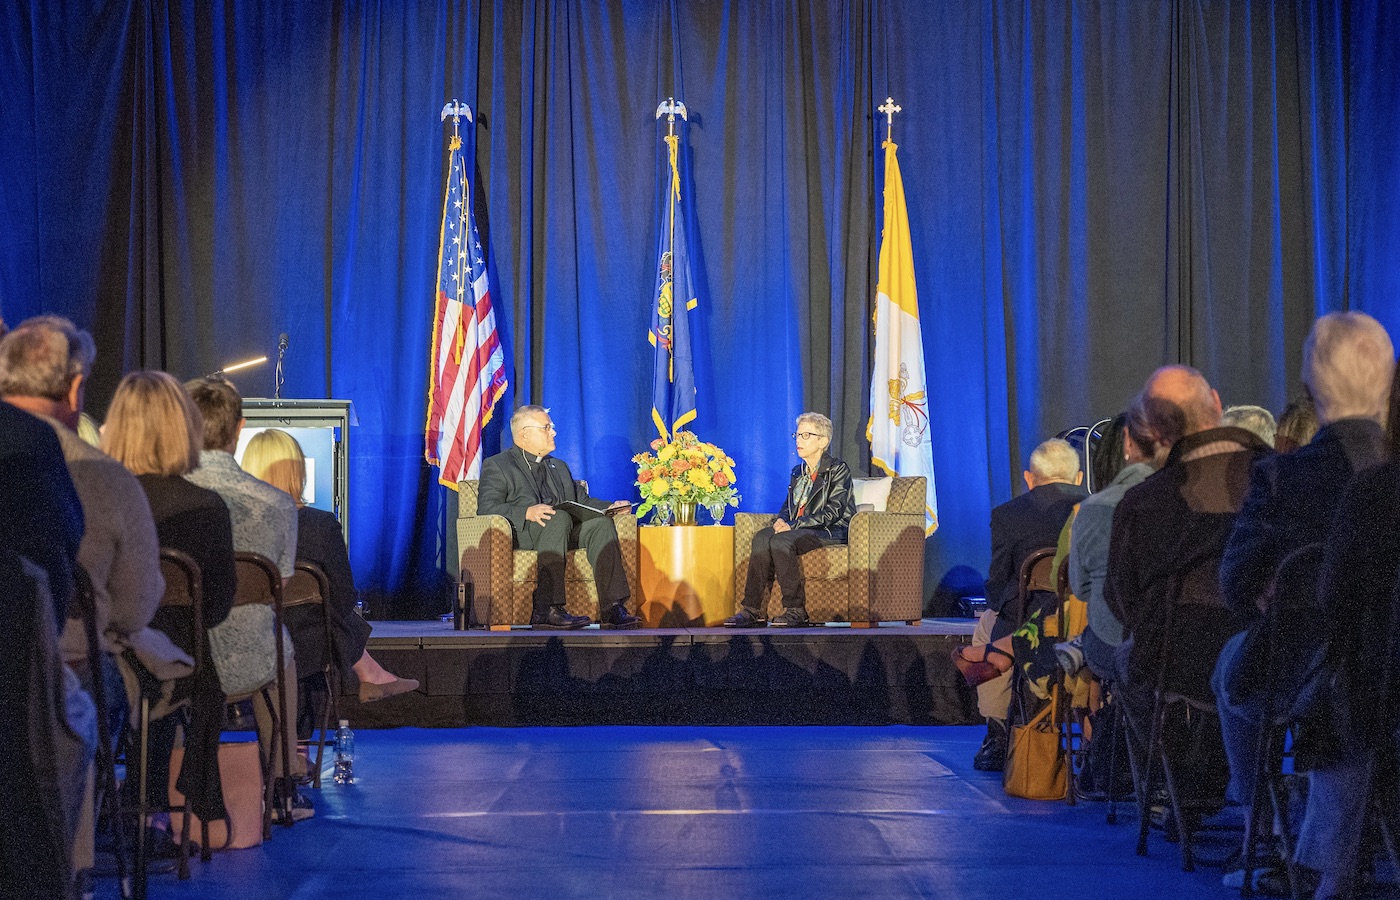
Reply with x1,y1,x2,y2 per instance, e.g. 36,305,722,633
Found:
517,510,629,614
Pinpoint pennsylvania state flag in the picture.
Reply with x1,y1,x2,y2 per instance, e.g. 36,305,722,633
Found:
649,132,698,441
867,139,938,534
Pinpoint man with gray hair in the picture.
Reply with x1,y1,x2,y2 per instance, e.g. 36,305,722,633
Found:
0,315,173,882
477,405,638,629
1212,311,1393,892
0,316,167,679
955,437,1085,770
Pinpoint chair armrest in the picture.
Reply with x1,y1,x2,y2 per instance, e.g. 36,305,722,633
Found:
456,514,516,609
610,513,642,603
847,510,926,621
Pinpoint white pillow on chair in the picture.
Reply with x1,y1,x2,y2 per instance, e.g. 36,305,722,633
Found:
851,476,893,513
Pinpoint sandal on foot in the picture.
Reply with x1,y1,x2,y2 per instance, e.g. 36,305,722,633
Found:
951,643,1013,687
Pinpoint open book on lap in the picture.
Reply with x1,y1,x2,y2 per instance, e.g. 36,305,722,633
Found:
556,500,631,521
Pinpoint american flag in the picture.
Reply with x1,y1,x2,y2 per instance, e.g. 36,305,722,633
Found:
426,132,507,487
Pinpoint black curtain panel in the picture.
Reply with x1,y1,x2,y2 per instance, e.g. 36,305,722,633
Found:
1,0,1395,613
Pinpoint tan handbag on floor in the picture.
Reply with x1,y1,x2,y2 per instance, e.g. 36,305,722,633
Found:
1003,688,1067,800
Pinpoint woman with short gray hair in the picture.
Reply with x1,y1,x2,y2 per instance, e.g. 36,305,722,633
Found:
723,412,854,628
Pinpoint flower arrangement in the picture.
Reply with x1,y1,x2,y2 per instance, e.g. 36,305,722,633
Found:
632,431,739,520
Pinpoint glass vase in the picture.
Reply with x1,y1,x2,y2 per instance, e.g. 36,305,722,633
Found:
653,503,674,526
674,501,697,525
706,501,725,524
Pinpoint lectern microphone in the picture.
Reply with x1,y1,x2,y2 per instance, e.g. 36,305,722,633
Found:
275,332,288,399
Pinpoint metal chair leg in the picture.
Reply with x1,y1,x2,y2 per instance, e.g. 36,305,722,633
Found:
1155,721,1194,871
1136,692,1167,857
1107,698,1125,825
133,696,150,900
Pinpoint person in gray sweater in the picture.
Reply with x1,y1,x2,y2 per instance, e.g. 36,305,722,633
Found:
0,316,184,879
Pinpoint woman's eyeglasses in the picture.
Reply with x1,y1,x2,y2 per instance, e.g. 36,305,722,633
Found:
792,431,820,440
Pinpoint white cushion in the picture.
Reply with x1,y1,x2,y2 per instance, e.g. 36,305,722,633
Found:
851,476,893,513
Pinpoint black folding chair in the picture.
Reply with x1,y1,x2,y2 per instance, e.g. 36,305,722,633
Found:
118,548,206,900
72,566,130,898
231,552,293,830
1129,548,1241,871
1238,543,1325,899
286,560,336,788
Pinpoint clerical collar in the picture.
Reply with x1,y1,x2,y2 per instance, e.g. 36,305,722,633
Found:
520,447,547,466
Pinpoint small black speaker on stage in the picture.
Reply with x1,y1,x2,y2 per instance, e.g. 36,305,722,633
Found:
454,581,473,630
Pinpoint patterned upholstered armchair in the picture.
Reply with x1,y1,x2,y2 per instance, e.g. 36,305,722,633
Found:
732,476,927,625
456,479,642,629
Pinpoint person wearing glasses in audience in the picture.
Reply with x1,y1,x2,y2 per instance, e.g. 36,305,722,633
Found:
724,412,854,628
477,405,639,630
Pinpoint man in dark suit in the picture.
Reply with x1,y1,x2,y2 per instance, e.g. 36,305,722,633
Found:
478,405,640,629
963,438,1086,769
0,398,83,622
1212,312,1392,893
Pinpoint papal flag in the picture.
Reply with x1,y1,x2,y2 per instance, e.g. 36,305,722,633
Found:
867,139,938,533
425,128,508,487
648,129,698,441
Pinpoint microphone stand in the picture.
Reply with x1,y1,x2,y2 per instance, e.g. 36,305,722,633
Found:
275,333,288,400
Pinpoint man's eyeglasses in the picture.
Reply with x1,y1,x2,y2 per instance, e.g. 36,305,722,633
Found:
522,423,557,434
792,431,821,440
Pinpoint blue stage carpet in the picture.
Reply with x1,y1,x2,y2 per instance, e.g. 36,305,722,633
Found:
114,725,1251,899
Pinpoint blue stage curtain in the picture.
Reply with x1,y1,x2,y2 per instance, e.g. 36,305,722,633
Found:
1,0,1394,612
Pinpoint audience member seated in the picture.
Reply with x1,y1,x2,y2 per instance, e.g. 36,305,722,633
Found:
1221,404,1277,447
1104,366,1270,803
1294,360,1400,900
102,371,236,833
183,376,313,820
0,400,83,623
240,429,417,703
723,412,854,629
952,437,1085,771
1070,407,1161,684
0,317,184,879
1273,396,1318,453
0,338,87,896
1211,312,1392,890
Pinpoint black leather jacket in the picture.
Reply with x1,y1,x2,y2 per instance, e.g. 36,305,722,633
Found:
779,453,855,541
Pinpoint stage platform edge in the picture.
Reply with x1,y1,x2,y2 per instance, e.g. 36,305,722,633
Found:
342,619,980,729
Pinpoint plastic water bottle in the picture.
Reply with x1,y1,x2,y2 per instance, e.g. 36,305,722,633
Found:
333,719,354,785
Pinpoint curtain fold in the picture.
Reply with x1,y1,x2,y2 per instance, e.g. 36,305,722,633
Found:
0,0,1389,609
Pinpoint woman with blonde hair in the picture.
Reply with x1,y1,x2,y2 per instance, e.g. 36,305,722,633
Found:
102,370,235,826
241,429,416,702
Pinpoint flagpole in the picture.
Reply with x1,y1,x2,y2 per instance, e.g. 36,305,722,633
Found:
649,97,696,443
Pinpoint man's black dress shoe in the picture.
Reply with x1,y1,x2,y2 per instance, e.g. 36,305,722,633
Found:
721,609,767,628
531,606,590,629
769,608,812,627
600,603,641,630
